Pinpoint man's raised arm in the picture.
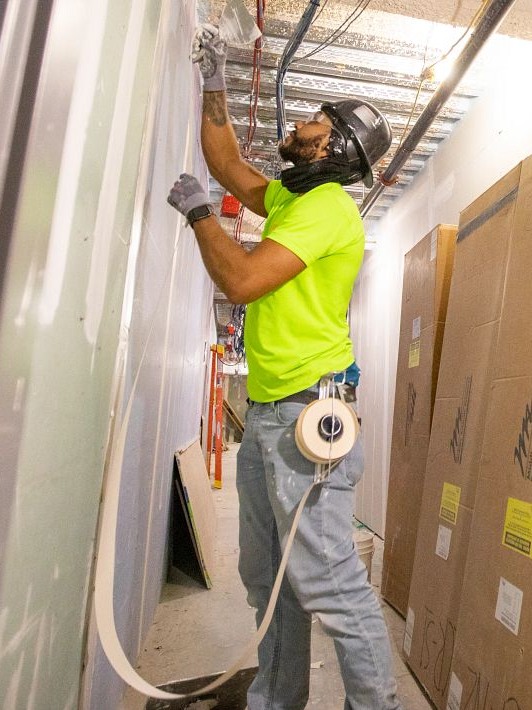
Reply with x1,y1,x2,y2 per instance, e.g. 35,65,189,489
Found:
194,24,269,217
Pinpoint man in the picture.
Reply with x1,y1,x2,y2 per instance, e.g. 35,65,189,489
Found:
168,25,401,710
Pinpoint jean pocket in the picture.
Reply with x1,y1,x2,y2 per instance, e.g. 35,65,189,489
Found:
274,401,307,427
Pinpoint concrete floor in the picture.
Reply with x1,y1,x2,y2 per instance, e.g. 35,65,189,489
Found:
121,444,433,710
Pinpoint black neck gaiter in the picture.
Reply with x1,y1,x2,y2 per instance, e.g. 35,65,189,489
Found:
280,157,363,193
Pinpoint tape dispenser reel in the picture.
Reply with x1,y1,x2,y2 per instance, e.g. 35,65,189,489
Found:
295,396,360,464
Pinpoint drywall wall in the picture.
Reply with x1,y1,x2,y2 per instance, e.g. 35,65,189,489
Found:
0,0,213,708
352,35,532,536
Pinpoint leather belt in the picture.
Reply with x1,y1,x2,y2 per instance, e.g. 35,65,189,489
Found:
247,389,317,407
277,383,357,405
249,384,357,407
275,390,318,406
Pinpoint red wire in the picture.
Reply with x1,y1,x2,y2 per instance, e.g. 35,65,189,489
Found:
244,3,263,157
235,0,265,242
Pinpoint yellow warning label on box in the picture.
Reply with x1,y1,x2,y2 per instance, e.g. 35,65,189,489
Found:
502,498,532,558
440,483,461,525
408,339,420,368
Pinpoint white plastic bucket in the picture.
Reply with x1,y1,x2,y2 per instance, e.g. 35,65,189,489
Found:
354,530,375,582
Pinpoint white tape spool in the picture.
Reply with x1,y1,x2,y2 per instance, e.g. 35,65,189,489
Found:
295,398,360,464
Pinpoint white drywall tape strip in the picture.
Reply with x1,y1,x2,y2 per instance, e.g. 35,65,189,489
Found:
95,232,319,696
95,358,317,698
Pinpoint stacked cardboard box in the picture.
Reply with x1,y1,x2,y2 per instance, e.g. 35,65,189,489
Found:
382,225,457,617
446,158,532,710
404,159,532,709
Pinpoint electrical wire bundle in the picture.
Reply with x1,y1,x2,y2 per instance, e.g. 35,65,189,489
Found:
275,0,322,141
230,302,246,364
290,0,372,66
275,0,374,140
241,0,266,161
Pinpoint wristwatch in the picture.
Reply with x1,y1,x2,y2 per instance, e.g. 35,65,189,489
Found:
187,203,215,226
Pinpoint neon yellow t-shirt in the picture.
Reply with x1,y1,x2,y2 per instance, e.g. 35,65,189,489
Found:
245,180,365,402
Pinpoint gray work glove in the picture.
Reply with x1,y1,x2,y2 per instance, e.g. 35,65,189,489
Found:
167,173,212,219
191,23,227,92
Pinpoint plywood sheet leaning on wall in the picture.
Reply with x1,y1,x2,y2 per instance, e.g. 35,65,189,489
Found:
446,156,532,710
404,159,529,709
174,439,217,588
382,224,457,617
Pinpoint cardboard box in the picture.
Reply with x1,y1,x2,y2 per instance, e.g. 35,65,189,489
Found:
382,225,457,617
404,160,530,709
446,158,532,710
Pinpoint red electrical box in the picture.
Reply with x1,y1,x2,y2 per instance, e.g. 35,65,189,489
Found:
221,193,241,217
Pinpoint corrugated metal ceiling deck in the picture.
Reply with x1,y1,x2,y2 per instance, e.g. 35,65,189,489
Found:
198,0,505,235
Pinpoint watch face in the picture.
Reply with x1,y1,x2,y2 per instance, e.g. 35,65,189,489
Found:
188,204,213,224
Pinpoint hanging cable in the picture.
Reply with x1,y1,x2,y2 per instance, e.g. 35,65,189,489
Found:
290,0,373,65
241,0,265,160
275,0,322,141
396,38,431,150
394,0,491,157
422,0,491,80
309,0,330,27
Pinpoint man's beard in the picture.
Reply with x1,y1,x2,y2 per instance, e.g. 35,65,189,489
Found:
278,134,323,165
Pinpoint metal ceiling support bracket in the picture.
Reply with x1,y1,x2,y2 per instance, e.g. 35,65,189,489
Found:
360,0,518,219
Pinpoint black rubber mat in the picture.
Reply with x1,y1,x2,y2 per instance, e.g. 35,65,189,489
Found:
145,666,257,709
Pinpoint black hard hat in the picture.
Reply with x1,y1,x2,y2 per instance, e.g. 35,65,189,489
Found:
321,99,392,188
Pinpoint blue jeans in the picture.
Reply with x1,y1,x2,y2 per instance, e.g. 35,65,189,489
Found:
236,398,401,710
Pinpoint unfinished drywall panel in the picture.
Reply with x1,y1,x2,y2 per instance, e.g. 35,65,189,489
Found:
0,0,213,708
352,36,532,535
84,2,215,708
174,440,217,586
